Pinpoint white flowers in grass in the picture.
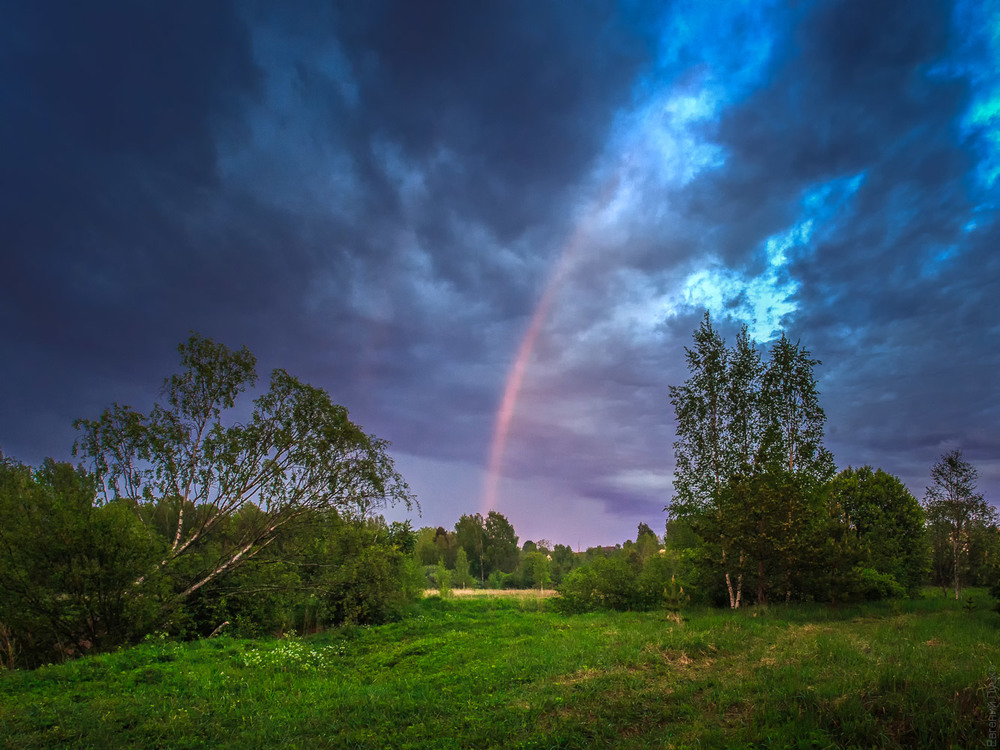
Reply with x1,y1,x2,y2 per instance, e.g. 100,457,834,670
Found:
237,638,347,672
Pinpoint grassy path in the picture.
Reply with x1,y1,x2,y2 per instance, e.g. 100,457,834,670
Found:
1,590,997,748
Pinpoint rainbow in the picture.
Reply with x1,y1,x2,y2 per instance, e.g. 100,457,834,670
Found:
480,172,623,514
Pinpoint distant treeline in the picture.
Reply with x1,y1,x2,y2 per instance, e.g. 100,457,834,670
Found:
1,326,998,671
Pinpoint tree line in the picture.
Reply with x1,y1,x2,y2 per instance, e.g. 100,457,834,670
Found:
0,336,419,668
666,313,998,608
1,325,997,669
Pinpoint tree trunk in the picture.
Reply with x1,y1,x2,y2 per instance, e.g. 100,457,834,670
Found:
757,558,765,605
735,554,744,608
722,546,741,609
952,525,960,600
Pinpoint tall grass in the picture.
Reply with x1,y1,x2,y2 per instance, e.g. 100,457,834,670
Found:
1,589,996,748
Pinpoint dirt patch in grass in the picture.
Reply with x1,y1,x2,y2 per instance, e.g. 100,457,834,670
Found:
555,668,602,686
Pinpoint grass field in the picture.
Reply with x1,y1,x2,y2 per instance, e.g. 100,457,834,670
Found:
1,589,997,749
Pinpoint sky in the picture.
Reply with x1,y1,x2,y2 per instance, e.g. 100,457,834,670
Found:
2,0,998,549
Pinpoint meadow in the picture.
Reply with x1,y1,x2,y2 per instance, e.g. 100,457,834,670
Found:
1,589,997,749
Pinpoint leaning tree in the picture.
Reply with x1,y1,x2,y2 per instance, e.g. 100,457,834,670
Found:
74,334,414,617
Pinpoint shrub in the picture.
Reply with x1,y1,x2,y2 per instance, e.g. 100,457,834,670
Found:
0,456,162,667
856,567,906,600
639,553,692,610
555,557,644,613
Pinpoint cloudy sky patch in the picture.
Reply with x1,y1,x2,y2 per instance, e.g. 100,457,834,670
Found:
2,0,997,546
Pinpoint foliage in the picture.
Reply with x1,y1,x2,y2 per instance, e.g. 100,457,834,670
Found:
555,557,641,613
308,514,419,627
452,547,473,588
0,334,420,665
634,523,660,563
455,514,488,583
855,567,907,600
484,511,520,574
668,314,836,607
0,455,161,667
554,546,693,613
668,312,731,519
72,334,414,622
520,551,551,591
413,526,439,566
923,449,996,599
827,466,927,596
435,560,452,598
548,543,578,585
759,333,835,480
454,510,519,584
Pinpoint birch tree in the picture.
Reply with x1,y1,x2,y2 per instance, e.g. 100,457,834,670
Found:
668,317,835,607
668,313,743,607
669,313,730,511
726,325,765,477
73,334,414,617
923,449,994,600
759,334,835,482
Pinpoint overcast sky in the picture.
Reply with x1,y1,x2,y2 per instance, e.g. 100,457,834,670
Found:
2,0,998,548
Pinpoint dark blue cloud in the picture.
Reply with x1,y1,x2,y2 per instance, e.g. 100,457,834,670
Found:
1,0,997,546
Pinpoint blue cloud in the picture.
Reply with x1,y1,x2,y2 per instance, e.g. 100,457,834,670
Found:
681,172,865,340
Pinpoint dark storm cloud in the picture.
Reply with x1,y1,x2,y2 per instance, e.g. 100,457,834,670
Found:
0,1,652,472
3,0,997,545
0,1,267,457
482,0,999,527
208,0,657,467
329,0,651,244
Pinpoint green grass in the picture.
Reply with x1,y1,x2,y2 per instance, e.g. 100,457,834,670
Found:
2,589,998,749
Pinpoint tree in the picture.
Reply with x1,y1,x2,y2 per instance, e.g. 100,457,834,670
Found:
453,547,473,589
668,315,835,607
636,522,660,563
827,466,927,597
759,334,835,481
454,510,519,583
484,510,520,574
724,470,828,604
923,449,995,599
72,334,414,623
521,551,551,591
549,543,577,585
455,513,488,584
432,526,457,568
413,526,439,566
669,312,730,516
0,454,160,665
726,325,765,475
435,559,452,597
668,312,743,607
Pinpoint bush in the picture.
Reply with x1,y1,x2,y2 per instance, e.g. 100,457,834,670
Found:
0,456,162,667
856,567,906,601
639,553,692,610
555,557,645,613
321,542,411,625
553,549,699,614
